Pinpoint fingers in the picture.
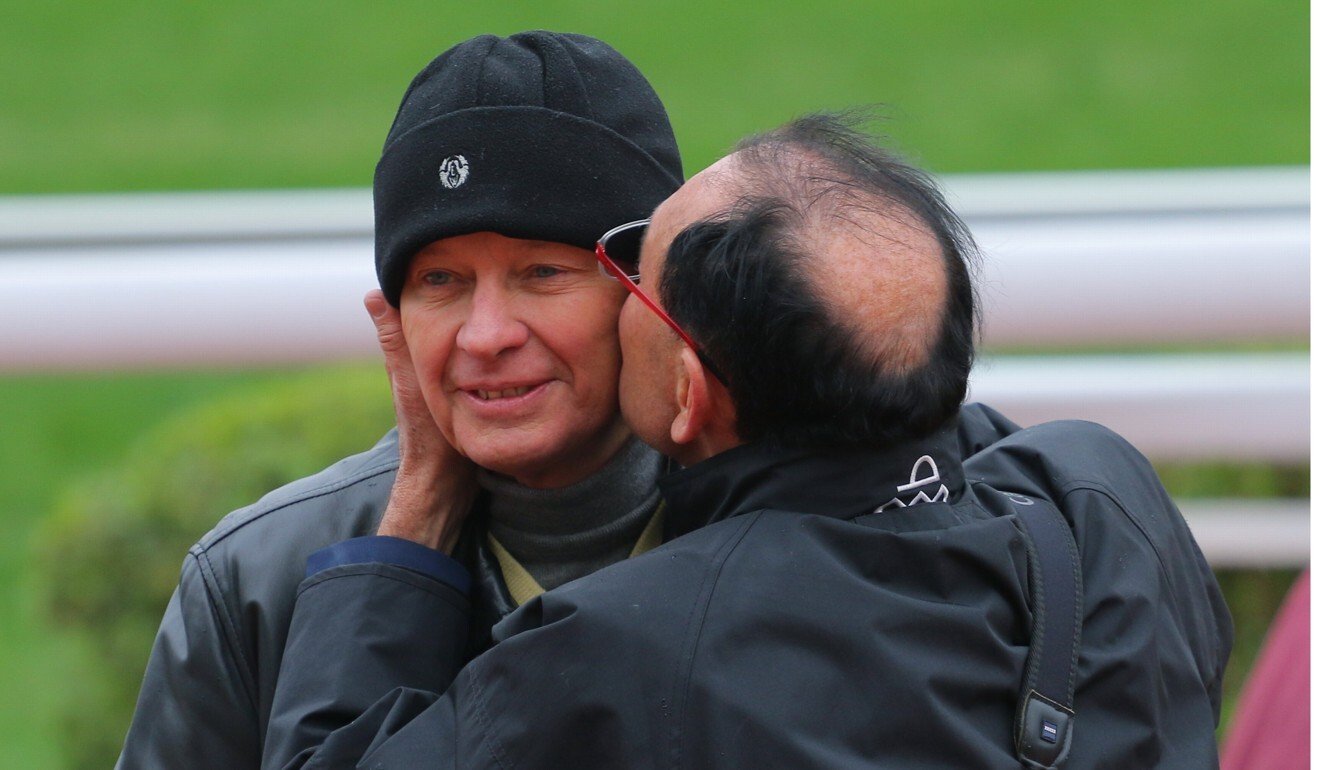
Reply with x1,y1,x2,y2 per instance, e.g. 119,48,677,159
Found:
365,289,414,401
364,288,423,432
364,289,447,462
362,291,477,552
364,289,406,356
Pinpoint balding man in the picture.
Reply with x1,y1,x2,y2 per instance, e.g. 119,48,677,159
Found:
267,114,1231,769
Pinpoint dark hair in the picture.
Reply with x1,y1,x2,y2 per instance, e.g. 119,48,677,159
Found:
659,112,978,450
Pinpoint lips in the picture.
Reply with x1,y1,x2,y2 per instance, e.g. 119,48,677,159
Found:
455,381,549,421
473,386,533,400
454,378,552,406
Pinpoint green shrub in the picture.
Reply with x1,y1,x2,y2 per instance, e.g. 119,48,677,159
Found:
34,364,393,769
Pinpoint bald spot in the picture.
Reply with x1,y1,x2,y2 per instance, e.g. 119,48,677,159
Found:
724,149,947,376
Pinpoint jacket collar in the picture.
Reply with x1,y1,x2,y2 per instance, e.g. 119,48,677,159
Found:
659,422,966,539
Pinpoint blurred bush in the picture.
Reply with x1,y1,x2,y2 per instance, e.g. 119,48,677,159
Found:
34,365,393,769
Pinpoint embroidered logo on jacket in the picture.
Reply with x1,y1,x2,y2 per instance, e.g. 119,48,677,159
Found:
875,455,950,512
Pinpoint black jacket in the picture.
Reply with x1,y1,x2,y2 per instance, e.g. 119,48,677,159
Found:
116,430,521,769
266,410,1232,769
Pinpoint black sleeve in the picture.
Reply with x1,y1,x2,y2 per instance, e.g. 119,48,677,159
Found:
964,419,1233,765
264,557,675,770
283,687,457,770
261,563,471,770
117,554,262,770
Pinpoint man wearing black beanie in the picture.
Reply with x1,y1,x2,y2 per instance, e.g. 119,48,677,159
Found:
118,31,683,770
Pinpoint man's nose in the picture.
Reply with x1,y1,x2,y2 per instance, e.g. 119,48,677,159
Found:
455,286,530,359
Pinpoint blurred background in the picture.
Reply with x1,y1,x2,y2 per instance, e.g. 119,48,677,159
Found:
0,1,1307,767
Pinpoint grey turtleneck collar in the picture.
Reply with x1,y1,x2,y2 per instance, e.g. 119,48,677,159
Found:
480,435,665,591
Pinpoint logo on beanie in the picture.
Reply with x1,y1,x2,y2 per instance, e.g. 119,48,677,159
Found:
438,155,470,189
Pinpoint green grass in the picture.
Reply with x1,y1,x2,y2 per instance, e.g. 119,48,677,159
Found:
0,1,1307,766
1,0,1306,195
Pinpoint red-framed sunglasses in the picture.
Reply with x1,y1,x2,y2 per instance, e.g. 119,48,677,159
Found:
596,219,727,384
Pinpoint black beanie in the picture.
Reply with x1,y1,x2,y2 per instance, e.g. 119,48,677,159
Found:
374,31,684,305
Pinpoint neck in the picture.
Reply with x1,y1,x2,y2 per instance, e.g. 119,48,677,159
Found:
512,419,633,489
481,434,665,590
674,429,742,468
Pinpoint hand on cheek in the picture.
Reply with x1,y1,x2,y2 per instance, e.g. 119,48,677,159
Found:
365,289,477,553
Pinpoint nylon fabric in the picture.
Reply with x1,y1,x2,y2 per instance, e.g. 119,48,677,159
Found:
264,407,1231,769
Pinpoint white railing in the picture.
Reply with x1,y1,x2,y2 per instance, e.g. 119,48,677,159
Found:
0,168,1307,565
0,167,1305,363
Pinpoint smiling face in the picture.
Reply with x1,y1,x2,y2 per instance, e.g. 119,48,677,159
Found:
400,232,631,488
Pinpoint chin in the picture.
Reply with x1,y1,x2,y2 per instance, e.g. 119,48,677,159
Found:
465,420,630,489
461,441,551,480
458,434,588,489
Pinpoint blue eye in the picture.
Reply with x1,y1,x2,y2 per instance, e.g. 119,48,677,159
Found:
530,265,564,278
423,271,453,286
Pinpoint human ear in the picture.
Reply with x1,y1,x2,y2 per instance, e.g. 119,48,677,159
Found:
669,347,710,446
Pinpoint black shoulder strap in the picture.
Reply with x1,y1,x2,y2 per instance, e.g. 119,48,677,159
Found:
1005,490,1083,769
